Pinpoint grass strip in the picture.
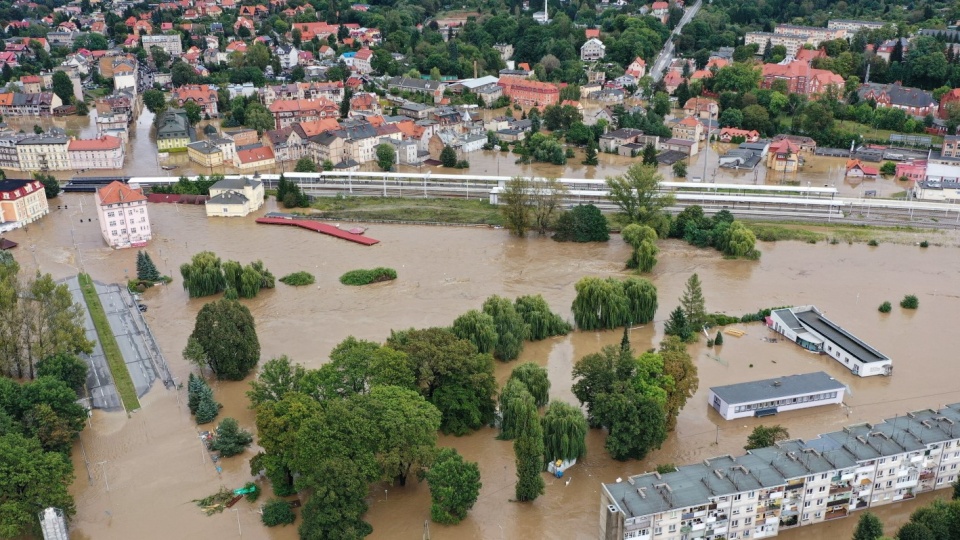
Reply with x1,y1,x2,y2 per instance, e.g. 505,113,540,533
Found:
78,273,141,412
312,197,504,226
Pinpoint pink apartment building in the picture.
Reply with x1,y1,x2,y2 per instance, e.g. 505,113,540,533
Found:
95,181,151,248
68,135,124,170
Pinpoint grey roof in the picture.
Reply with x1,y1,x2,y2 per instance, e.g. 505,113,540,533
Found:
387,76,444,92
187,140,221,154
210,176,261,191
207,191,249,204
605,402,960,519
857,82,935,110
710,371,846,405
602,128,645,140
773,308,804,332
795,309,889,363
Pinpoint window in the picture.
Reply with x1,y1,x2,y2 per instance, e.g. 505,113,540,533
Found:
803,502,810,508
745,518,753,526
817,499,823,506
668,524,676,533
802,513,809,521
731,520,739,527
886,481,893,488
734,494,742,501
814,512,822,519
654,526,662,535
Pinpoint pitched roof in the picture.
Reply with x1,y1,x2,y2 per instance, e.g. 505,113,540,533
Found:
97,181,146,205
68,135,122,151
236,145,275,163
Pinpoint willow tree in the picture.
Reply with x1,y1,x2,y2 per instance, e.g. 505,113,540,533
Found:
622,277,658,325
541,401,588,466
509,362,550,408
482,295,529,362
571,277,629,330
621,223,659,273
498,378,533,440
513,295,571,340
451,310,498,354
513,386,545,502
725,221,759,259
180,251,226,298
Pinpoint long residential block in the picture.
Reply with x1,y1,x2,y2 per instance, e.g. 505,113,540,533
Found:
601,403,960,540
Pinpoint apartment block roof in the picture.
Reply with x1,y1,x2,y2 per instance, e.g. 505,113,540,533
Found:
97,181,146,205
794,309,889,363
606,403,960,520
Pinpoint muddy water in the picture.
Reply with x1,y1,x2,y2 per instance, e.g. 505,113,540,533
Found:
6,194,960,539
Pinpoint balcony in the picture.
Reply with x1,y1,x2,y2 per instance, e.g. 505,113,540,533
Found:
825,507,849,521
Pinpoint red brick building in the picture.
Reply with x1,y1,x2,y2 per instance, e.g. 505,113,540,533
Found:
171,84,219,117
938,88,960,119
760,60,844,96
268,98,339,129
497,76,559,109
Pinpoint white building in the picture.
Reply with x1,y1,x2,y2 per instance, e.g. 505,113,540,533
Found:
277,45,299,70
204,176,265,217
141,34,183,56
769,306,892,377
601,402,960,540
95,181,151,248
708,372,846,421
580,38,606,61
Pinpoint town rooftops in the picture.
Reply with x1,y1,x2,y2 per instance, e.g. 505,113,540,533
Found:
857,82,935,109
68,135,122,151
794,308,890,363
0,179,41,199
187,140,222,154
236,146,275,164
97,181,146,205
710,371,846,405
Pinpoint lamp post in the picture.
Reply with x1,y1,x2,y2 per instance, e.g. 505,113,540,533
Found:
230,508,242,537
97,460,110,492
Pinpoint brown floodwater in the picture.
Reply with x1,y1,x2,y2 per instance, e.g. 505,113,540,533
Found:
6,193,960,540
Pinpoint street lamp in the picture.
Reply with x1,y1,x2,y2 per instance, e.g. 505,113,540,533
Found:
230,508,242,537
97,460,110,492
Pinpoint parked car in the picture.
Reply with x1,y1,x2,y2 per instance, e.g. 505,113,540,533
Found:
137,304,148,312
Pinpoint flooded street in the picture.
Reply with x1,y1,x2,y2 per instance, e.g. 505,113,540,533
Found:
5,194,960,539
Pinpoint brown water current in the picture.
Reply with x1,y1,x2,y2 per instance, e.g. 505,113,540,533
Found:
5,194,960,539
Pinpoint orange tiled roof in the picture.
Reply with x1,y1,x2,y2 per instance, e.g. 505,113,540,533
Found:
97,181,146,205
68,136,122,151
237,145,275,163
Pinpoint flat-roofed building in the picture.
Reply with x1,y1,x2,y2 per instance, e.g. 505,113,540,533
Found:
708,372,846,420
769,306,892,377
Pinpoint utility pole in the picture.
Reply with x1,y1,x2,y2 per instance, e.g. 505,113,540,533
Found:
97,461,110,492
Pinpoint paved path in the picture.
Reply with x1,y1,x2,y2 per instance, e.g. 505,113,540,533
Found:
65,277,174,411
650,0,702,82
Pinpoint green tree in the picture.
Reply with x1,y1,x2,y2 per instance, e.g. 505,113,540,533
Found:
541,401,588,464
513,385,544,501
426,448,481,524
180,251,226,298
440,145,457,167
375,143,396,171
552,204,609,243
386,328,497,436
572,345,634,427
513,295,571,340
582,141,599,165
482,295,530,362
712,63,761,94
724,221,759,259
136,250,161,281
183,100,202,125
451,310,498,355
244,42,272,70
500,176,531,237
190,299,260,381
294,157,318,172
652,91,670,116
246,355,306,407
664,306,692,341
606,163,675,232
571,277,628,331
35,172,60,199
621,223,659,272
211,417,254,457
194,385,221,424
853,512,885,540
672,160,687,178
244,103,275,135
594,385,668,460
182,336,208,373
35,353,88,394
143,89,166,114
530,177,567,235
0,432,76,538
680,273,707,332
896,523,935,540
642,143,658,165
261,498,296,526
51,71,73,104
509,362,550,407
659,336,698,431
745,425,790,450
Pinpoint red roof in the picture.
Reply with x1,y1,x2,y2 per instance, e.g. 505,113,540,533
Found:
354,48,373,60
236,146,275,164
68,136,122,151
97,181,147,205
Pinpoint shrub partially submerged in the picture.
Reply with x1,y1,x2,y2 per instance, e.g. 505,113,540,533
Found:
339,267,397,286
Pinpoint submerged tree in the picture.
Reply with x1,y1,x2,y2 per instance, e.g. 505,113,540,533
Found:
509,362,550,408
500,176,531,237
190,299,260,381
136,250,161,281
571,277,657,331
745,425,790,450
426,448,482,525
659,336,699,431
451,310,498,355
498,378,534,440
211,417,254,457
180,251,226,298
622,223,659,272
680,273,707,333
513,386,545,502
513,295,571,340
541,401,588,465
664,306,692,341
482,295,530,362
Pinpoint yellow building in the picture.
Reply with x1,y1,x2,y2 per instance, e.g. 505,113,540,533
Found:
15,135,70,171
186,140,224,168
766,139,800,173
0,179,49,228
156,108,193,151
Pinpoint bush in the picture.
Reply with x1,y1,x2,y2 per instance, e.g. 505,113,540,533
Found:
868,239,879,246
210,418,254,457
339,267,397,286
656,463,677,474
878,301,892,313
920,240,929,248
261,499,296,527
552,204,609,243
900,295,919,309
243,482,260,502
278,271,315,286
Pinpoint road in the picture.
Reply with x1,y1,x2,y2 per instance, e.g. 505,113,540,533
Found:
650,0,702,82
